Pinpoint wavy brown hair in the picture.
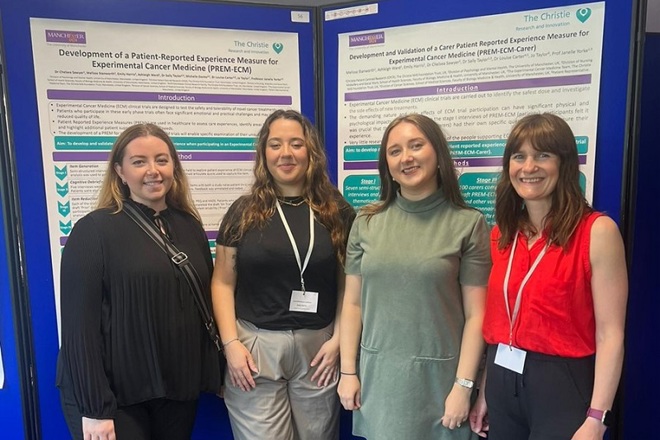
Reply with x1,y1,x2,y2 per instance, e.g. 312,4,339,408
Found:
495,113,592,250
219,109,350,263
361,113,468,220
97,123,200,220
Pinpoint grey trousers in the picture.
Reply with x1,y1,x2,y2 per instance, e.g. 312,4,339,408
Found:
224,319,340,440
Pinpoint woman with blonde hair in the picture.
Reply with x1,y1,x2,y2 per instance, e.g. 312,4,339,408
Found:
57,123,222,440
212,109,354,440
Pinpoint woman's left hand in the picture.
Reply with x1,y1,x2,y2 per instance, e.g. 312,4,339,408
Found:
310,336,339,387
469,388,489,438
441,385,471,430
571,417,607,440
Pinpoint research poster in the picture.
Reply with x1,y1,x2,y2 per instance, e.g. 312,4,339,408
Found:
30,18,300,333
338,3,604,221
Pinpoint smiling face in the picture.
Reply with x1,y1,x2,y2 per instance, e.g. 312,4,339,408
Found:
509,141,560,208
265,118,309,196
114,135,174,211
385,121,439,201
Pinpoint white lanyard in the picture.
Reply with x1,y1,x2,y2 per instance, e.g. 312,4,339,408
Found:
276,200,315,293
503,234,550,347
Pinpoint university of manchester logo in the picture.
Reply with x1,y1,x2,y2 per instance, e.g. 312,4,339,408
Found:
45,30,86,44
349,32,385,47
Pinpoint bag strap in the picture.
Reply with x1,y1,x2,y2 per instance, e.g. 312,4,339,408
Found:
123,201,222,352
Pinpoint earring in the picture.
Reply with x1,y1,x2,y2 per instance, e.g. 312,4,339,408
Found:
122,180,127,185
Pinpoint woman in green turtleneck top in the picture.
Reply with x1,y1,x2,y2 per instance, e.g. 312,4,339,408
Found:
338,114,491,440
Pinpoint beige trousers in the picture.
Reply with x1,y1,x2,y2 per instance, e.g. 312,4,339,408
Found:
224,319,340,440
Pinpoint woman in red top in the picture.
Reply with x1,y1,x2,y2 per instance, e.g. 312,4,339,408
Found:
469,113,627,440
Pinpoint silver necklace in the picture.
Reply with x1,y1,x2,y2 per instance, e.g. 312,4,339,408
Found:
277,197,306,207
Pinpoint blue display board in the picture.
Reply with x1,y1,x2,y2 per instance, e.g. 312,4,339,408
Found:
322,0,635,223
0,0,316,438
0,204,25,440
0,0,644,438
321,2,638,439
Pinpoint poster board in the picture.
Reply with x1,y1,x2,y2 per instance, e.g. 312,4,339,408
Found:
322,0,634,224
0,0,315,437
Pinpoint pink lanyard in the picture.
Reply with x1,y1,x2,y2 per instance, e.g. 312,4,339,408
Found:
503,234,550,347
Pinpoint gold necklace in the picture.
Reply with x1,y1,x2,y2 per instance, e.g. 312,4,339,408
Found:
277,197,306,207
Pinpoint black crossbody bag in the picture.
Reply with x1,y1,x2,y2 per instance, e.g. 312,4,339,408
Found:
123,202,222,352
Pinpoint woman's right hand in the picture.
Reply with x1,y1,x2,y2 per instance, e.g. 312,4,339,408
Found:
82,417,115,440
337,374,361,410
224,340,258,391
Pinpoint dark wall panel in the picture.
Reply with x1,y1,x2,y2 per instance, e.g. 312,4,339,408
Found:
621,31,660,440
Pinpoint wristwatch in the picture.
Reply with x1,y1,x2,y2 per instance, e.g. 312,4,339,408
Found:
454,377,475,389
586,407,613,427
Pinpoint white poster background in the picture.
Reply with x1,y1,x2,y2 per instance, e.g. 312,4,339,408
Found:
338,3,604,222
30,18,300,337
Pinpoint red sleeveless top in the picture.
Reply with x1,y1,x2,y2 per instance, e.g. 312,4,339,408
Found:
483,212,602,357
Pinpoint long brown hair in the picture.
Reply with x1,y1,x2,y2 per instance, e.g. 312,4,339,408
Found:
495,113,592,249
361,113,467,219
219,109,350,263
97,123,200,220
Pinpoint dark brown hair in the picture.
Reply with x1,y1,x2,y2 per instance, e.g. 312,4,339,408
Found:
495,113,592,249
361,113,467,219
219,109,350,263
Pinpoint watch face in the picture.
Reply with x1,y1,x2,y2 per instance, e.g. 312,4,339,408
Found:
603,410,614,427
456,378,474,389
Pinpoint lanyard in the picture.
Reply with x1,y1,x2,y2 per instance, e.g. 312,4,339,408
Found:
276,200,315,293
503,234,549,347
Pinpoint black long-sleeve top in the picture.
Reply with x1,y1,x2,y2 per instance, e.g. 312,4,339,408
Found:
56,200,222,419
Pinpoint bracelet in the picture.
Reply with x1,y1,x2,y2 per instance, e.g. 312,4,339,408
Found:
340,371,357,376
222,338,239,347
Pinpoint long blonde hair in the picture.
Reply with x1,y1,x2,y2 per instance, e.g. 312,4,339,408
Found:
97,123,200,220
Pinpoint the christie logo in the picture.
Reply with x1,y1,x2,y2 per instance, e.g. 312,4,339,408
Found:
45,30,86,44
349,32,385,47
